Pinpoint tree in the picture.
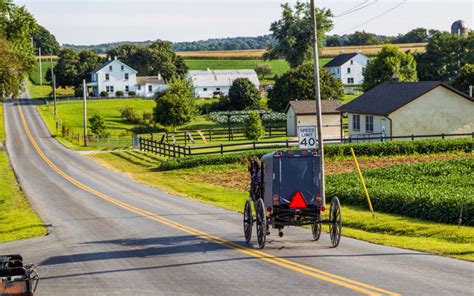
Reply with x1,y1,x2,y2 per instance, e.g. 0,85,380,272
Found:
268,63,343,112
264,1,333,68
0,35,24,97
228,78,260,111
88,114,107,136
32,25,60,55
394,28,429,44
325,35,341,47
244,111,266,141
108,40,188,80
345,31,380,46
451,64,474,95
362,45,418,91
416,31,472,85
54,48,80,88
78,50,102,80
254,64,272,79
153,77,196,129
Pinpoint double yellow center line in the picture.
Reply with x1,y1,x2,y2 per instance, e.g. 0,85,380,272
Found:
17,104,399,296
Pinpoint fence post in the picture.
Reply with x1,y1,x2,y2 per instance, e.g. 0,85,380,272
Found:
220,144,224,155
411,134,414,141
442,133,445,140
269,126,272,138
188,146,192,156
184,131,187,146
209,130,212,142
286,139,289,148
253,141,256,150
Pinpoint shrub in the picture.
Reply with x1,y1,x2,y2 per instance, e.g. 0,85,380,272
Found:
228,78,260,110
143,111,153,123
209,110,286,124
118,106,141,123
88,114,107,136
244,111,266,140
100,91,108,97
74,87,83,97
128,91,137,97
115,90,124,97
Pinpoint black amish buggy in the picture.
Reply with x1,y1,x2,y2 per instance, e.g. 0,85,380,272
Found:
244,150,342,249
0,255,39,296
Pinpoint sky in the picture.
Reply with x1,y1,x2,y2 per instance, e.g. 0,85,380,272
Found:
15,0,473,45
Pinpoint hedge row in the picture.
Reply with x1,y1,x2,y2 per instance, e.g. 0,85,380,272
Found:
326,158,474,225
158,138,473,171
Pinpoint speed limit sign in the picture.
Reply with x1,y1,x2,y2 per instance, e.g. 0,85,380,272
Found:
298,126,317,149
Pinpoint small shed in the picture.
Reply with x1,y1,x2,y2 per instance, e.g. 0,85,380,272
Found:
285,100,342,139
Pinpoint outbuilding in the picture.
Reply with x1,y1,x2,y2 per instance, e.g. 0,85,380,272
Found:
337,81,474,140
285,100,342,139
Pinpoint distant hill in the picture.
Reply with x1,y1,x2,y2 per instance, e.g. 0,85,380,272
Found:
62,35,275,54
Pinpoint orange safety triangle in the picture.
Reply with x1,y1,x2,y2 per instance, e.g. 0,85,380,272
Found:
289,192,307,209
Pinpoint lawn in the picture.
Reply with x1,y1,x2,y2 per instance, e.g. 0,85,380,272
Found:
30,60,56,85
90,151,474,261
0,102,46,242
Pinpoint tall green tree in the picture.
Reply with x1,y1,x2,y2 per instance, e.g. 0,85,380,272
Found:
268,63,343,112
32,25,60,55
0,35,24,97
154,77,196,129
394,28,429,44
228,78,260,111
108,40,188,80
264,1,333,68
244,111,266,141
451,64,474,95
345,31,380,46
415,31,472,87
54,49,80,88
362,45,418,91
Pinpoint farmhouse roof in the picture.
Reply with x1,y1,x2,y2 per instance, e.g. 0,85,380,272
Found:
285,100,341,115
337,81,473,116
91,58,137,74
187,69,259,88
137,76,165,85
324,53,359,67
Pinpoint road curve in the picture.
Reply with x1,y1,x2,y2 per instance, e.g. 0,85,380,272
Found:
1,99,473,296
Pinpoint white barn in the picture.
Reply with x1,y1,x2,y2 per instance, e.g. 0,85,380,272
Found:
187,69,260,98
89,58,167,98
324,52,369,85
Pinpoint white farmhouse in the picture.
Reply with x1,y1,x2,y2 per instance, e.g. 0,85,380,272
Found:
89,58,167,98
337,81,474,140
324,52,369,85
187,69,260,98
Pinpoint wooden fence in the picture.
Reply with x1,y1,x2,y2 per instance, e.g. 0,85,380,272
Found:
137,132,473,158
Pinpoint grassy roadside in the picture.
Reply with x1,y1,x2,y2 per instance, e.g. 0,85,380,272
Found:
90,151,473,261
0,102,46,243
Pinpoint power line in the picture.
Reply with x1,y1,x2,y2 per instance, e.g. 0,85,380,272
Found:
339,0,407,34
334,1,379,18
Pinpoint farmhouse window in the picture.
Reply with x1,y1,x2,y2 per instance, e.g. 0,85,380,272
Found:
148,85,152,92
365,116,374,133
352,114,360,131
105,74,110,80
124,73,129,80
109,66,113,71
337,68,339,74
216,88,220,91
350,60,353,65
203,88,208,91
137,85,141,90
347,78,354,84
125,85,129,92
121,65,124,71
347,67,351,74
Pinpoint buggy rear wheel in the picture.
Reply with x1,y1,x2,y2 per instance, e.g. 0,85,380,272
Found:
329,197,342,248
312,220,321,241
243,199,253,243
255,199,266,249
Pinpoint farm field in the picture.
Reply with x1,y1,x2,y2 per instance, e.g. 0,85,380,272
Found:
0,102,46,242
90,150,474,261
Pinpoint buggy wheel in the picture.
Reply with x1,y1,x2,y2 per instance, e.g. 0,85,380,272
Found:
312,221,321,241
255,199,266,249
243,199,253,243
329,197,342,248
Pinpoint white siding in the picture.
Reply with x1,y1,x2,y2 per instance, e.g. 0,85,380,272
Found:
347,113,391,138
93,60,137,97
286,107,342,139
339,54,369,85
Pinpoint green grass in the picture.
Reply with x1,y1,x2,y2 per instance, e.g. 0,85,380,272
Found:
0,103,46,242
26,79,74,99
90,152,474,261
30,60,56,85
185,58,331,78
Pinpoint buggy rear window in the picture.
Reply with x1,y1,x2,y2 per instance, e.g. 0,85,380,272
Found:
278,158,318,202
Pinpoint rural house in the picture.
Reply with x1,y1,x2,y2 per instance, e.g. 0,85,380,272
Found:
88,58,167,98
187,69,260,98
285,100,343,140
337,81,474,140
324,52,369,85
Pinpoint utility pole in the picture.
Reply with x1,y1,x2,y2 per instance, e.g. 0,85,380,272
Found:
39,47,43,85
83,79,87,147
51,55,57,116
310,0,326,206
470,85,473,97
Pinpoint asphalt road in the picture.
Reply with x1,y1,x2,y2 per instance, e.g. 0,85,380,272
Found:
1,99,473,296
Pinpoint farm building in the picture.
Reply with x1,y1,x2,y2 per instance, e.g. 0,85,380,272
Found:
88,58,167,98
337,81,474,140
324,52,369,85
285,100,342,139
187,69,260,98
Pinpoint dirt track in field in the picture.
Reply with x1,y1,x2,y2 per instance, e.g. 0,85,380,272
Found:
185,153,472,193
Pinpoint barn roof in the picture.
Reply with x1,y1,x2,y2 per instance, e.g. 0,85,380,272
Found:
187,69,260,88
91,58,137,74
324,53,358,67
337,81,473,116
285,100,341,115
137,76,165,85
